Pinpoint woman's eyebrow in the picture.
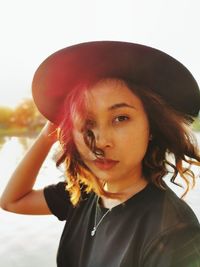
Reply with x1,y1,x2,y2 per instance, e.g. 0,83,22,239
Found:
108,102,136,111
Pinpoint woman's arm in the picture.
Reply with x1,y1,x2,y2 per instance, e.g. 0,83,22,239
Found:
0,122,58,215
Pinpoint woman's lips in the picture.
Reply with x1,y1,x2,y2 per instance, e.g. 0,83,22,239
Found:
93,159,119,170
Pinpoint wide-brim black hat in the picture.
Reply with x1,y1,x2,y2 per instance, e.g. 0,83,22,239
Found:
32,41,200,125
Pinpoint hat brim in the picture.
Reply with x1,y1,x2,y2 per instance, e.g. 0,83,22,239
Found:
32,41,200,124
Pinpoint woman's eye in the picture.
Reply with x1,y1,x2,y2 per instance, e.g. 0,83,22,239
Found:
114,115,129,123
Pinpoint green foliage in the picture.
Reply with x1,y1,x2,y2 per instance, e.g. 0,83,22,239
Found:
192,116,200,132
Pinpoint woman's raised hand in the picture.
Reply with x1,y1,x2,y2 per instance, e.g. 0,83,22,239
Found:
40,121,59,144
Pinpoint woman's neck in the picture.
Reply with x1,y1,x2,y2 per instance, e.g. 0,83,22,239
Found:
100,176,148,209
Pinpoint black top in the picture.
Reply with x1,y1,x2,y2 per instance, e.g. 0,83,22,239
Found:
44,182,200,267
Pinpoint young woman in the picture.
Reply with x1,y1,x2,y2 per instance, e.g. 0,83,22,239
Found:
1,41,200,266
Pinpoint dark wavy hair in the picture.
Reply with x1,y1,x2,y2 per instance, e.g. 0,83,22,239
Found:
55,78,200,206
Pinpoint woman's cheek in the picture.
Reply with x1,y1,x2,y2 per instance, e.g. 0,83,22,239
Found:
73,130,94,160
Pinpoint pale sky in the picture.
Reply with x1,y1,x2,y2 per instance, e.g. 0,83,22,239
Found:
0,0,199,107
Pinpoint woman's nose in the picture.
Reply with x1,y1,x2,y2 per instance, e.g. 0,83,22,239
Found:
95,128,113,149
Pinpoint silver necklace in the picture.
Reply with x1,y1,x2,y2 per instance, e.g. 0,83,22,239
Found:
91,197,111,237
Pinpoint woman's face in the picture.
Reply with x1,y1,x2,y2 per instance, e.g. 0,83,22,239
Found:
72,79,150,187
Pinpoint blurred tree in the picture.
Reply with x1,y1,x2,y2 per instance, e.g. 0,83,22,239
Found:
10,99,35,127
0,106,13,127
10,98,46,130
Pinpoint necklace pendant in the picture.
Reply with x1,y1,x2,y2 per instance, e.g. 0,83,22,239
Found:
91,227,96,236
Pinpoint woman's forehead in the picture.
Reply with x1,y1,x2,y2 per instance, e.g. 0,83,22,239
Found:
83,78,143,112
